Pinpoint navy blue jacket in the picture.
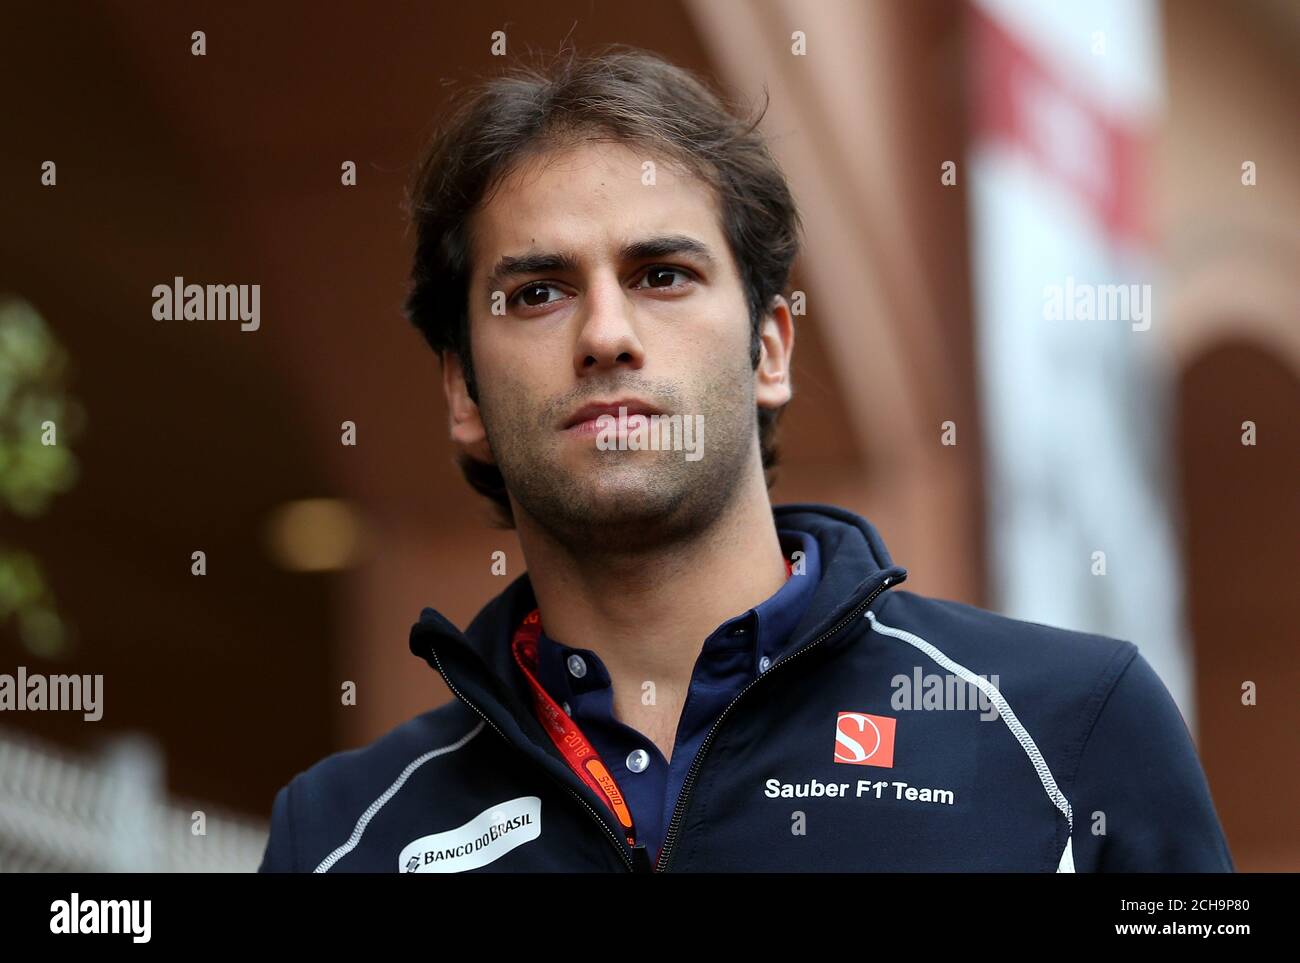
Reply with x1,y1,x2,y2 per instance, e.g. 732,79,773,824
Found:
258,503,1234,873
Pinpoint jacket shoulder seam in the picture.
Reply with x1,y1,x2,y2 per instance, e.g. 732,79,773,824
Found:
1061,640,1140,792
311,718,487,872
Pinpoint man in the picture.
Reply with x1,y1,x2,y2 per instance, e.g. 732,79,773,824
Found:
258,47,1233,873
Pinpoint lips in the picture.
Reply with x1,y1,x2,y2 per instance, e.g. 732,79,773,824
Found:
561,398,663,432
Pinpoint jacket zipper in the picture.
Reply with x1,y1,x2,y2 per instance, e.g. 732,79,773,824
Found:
428,645,637,872
653,571,904,872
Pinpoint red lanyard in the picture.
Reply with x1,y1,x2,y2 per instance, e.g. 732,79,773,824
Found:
512,609,638,846
509,556,795,847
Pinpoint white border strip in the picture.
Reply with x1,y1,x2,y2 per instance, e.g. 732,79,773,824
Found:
865,610,1076,873
313,720,486,873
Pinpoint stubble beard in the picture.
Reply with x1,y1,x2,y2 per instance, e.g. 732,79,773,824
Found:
482,363,760,556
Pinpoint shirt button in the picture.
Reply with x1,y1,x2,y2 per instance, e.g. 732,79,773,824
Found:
566,654,587,679
626,749,650,773
758,655,771,673
562,701,571,716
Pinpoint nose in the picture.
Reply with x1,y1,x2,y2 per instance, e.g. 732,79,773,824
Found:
573,271,645,377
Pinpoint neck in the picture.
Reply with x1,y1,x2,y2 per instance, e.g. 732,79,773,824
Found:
516,470,787,701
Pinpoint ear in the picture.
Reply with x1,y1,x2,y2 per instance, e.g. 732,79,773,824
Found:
754,294,794,412
441,352,496,464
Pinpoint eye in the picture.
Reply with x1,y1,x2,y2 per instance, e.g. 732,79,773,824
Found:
633,266,694,290
508,282,568,309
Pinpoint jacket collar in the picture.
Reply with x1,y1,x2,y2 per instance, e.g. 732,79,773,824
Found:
772,502,907,652
408,503,907,750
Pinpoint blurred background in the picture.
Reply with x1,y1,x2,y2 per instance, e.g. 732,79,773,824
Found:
0,0,1295,872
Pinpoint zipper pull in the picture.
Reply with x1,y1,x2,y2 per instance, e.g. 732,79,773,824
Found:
631,842,654,874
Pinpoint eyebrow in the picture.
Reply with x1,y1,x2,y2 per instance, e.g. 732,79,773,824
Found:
484,234,717,292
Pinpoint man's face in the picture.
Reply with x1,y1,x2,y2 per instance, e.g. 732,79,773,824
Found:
447,139,789,550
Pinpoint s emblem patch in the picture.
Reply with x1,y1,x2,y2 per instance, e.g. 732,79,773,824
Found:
833,711,896,767
398,796,541,873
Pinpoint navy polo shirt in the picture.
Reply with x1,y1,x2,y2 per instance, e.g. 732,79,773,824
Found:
532,529,822,863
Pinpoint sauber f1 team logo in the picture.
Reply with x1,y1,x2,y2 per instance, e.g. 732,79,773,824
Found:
833,711,896,768
765,712,954,806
